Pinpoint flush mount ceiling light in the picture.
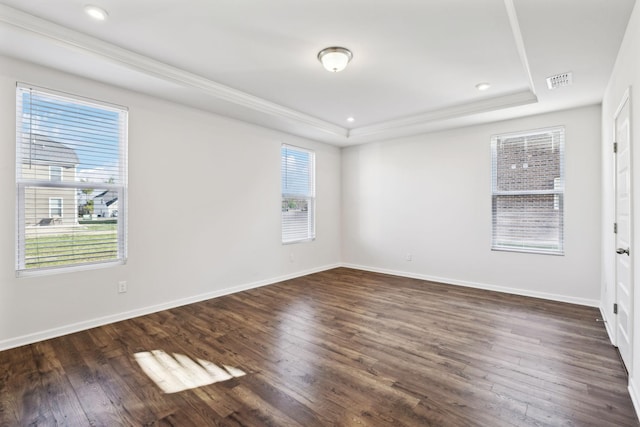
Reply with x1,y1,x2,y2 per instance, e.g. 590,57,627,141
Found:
84,5,109,21
475,82,491,91
317,47,353,72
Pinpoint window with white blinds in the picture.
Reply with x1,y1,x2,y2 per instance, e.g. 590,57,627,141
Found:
281,145,315,244
491,126,564,255
16,84,128,275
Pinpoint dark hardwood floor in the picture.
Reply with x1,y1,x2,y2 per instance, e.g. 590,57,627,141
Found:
0,267,637,426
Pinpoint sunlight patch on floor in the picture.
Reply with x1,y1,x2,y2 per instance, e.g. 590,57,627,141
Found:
134,349,246,393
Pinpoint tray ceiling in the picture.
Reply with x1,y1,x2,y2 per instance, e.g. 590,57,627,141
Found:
0,0,635,145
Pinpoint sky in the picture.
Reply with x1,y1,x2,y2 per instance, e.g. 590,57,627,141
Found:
19,87,124,184
281,146,313,197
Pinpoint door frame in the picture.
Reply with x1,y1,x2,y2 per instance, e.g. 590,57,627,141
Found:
612,87,633,366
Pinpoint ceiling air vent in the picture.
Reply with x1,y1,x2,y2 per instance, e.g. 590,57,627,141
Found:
546,72,573,90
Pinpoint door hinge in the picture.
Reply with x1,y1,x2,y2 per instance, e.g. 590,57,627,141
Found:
614,142,618,153
614,222,618,234
614,303,618,314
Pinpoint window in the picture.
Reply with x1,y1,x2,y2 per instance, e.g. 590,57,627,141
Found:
49,165,62,182
16,84,128,275
49,198,63,218
281,145,315,243
491,126,564,255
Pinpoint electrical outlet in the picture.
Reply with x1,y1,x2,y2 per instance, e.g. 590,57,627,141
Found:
289,252,295,263
406,253,412,261
118,281,127,293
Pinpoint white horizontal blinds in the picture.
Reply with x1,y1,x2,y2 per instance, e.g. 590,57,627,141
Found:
491,127,564,255
281,145,315,243
16,84,128,273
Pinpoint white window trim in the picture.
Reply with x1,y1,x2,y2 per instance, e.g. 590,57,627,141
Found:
281,144,316,244
16,83,128,277
491,126,565,255
49,165,63,182
49,197,63,218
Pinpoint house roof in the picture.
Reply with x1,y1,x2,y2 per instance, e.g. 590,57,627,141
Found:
23,136,79,167
94,189,118,207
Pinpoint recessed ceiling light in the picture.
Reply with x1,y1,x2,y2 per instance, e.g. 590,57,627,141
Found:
475,82,491,91
84,5,109,21
347,117,355,123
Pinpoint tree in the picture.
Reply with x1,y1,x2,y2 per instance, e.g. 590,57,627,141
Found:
79,180,94,216
84,199,94,215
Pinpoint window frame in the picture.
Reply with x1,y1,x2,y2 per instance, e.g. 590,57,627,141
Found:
49,165,62,182
48,197,63,218
281,144,316,244
490,126,565,255
16,83,128,276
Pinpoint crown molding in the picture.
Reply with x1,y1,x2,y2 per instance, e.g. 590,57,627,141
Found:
348,90,538,139
347,0,538,142
503,0,537,95
0,3,539,145
0,4,348,138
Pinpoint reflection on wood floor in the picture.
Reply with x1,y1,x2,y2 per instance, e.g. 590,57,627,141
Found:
0,267,638,426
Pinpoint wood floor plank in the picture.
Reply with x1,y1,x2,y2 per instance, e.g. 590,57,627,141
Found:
0,267,637,426
30,341,90,426
0,345,49,426
52,335,126,426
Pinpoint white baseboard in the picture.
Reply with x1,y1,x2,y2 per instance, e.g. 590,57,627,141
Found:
0,263,340,352
341,263,600,307
0,262,602,351
629,381,640,423
599,305,617,346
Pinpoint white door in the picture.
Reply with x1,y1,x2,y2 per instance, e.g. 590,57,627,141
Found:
615,91,633,370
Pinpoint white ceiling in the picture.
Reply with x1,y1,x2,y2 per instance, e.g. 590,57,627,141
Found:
0,0,635,146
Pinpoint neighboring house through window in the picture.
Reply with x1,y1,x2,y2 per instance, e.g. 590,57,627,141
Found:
281,144,315,243
16,84,128,275
491,126,565,255
91,189,119,218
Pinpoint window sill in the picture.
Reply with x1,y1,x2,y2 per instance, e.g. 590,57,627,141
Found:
491,247,564,256
16,259,126,278
282,238,316,245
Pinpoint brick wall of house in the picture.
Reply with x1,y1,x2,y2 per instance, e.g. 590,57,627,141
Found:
493,132,563,250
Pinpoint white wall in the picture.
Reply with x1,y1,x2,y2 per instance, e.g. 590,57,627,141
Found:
342,105,602,305
0,56,342,350
601,1,640,414
0,53,611,355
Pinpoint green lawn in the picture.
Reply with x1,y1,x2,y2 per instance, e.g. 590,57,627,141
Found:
25,224,118,269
